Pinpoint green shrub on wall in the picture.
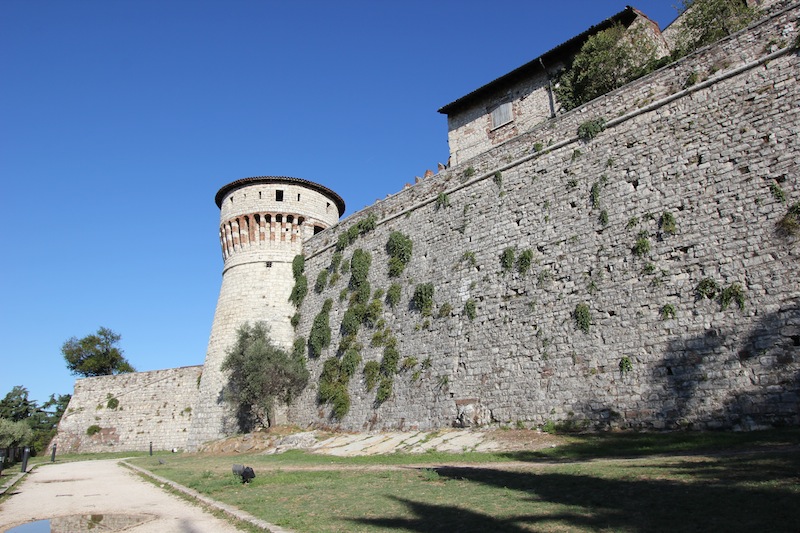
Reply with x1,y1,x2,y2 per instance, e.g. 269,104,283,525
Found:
289,254,308,307
696,278,719,300
292,254,305,279
464,298,477,321
386,283,402,308
289,275,308,307
336,214,378,251
777,203,800,236
87,424,101,436
308,299,333,358
574,303,591,333
412,283,435,316
517,249,534,275
632,231,651,257
720,283,746,311
364,361,381,392
500,247,515,271
386,232,413,277
349,249,372,290
314,270,329,293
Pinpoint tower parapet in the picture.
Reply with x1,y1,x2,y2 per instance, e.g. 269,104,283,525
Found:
188,176,344,449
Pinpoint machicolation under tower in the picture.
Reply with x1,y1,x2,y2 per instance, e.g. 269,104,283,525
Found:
187,176,345,450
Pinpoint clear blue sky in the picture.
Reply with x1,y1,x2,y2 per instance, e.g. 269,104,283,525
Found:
0,1,680,406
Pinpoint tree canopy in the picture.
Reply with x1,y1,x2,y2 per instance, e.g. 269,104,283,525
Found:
554,23,660,112
61,327,135,377
675,0,760,56
221,322,309,431
0,386,71,452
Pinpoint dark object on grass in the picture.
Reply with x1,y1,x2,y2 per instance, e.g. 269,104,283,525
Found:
232,464,256,483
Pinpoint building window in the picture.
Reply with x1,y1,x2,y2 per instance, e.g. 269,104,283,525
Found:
297,193,301,201
276,190,284,201
490,102,512,129
265,261,273,268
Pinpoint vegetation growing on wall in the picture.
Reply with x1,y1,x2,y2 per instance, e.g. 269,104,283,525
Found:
464,298,477,321
556,22,659,111
336,213,378,251
317,357,351,420
660,211,677,235
289,254,308,307
574,303,591,333
632,231,651,257
500,247,516,272
674,0,760,56
314,270,329,293
308,299,333,358
386,283,402,308
777,203,800,236
412,283,435,316
577,118,607,140
386,232,413,277
517,249,534,275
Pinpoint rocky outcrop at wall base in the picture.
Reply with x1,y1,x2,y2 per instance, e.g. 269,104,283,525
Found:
56,366,202,453
291,4,800,433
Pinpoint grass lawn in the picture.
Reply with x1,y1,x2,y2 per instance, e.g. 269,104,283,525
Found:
126,428,800,532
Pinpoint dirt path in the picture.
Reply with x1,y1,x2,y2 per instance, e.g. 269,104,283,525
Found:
0,459,270,532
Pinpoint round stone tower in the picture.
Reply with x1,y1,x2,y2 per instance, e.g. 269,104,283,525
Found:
188,176,345,449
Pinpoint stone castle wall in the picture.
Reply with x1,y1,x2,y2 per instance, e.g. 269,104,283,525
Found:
56,4,800,451
57,366,202,453
289,4,800,432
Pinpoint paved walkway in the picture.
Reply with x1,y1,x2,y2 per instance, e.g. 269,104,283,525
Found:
0,460,258,532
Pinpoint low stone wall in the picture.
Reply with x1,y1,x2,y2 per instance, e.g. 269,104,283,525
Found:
56,366,202,453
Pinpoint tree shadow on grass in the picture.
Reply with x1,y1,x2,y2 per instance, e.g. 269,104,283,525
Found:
349,451,800,532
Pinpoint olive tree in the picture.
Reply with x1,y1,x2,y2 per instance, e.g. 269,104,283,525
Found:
61,327,135,377
221,322,309,431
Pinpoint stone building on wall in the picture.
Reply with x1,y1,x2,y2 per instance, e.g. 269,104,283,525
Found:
439,6,668,166
55,2,800,452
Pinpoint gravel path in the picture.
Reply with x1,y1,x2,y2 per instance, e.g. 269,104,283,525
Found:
0,459,253,532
